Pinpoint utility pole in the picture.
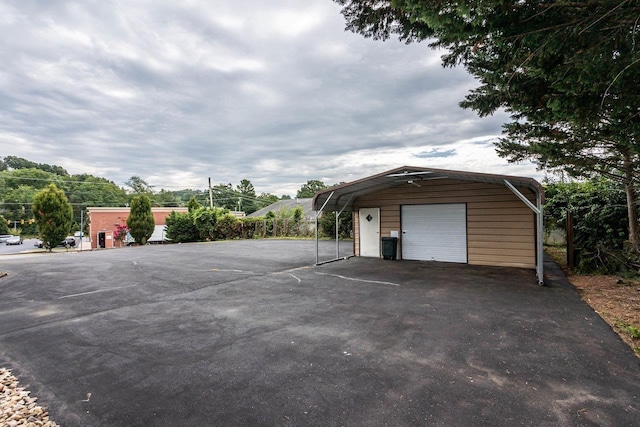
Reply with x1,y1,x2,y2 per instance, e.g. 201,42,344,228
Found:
208,177,214,209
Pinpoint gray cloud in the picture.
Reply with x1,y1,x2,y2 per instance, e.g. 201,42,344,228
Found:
0,0,540,197
414,149,457,159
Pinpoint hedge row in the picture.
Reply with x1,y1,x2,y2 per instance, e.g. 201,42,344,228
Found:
165,207,317,243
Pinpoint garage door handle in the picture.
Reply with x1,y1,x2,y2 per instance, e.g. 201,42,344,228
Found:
402,230,407,234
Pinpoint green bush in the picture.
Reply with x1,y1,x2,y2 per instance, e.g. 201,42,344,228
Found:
0,215,10,234
318,211,353,239
165,211,199,243
545,179,635,273
214,214,240,240
165,207,316,243
192,207,227,240
238,217,262,239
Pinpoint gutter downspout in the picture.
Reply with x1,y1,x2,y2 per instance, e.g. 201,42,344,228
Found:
504,180,544,285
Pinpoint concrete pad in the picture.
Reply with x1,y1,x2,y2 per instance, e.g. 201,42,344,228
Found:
0,240,638,426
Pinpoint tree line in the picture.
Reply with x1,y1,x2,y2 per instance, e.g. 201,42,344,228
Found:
0,155,350,242
0,156,332,234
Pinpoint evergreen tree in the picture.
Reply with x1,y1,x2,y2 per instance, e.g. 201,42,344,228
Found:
127,194,155,244
237,179,257,214
32,183,73,251
187,196,202,213
334,0,640,250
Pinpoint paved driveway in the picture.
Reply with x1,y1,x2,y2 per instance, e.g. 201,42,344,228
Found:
1,240,639,426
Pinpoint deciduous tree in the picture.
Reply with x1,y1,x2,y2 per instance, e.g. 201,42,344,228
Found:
125,176,154,195
0,215,10,234
257,193,279,208
2,156,68,175
296,180,327,198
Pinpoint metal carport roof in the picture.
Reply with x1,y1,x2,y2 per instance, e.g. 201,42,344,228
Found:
311,166,545,285
312,166,543,212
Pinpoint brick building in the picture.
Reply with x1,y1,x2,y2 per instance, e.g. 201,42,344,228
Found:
86,207,189,249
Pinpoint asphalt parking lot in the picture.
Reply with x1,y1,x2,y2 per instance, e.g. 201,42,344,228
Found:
1,240,639,426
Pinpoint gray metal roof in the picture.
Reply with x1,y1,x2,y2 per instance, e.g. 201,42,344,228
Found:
248,198,314,219
312,166,544,212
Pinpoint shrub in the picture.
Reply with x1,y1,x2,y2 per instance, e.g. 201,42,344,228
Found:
165,211,199,243
319,211,353,239
192,207,226,240
214,214,240,240
545,179,633,273
239,217,261,239
0,215,10,235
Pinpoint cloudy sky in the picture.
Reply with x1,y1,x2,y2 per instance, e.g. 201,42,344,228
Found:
0,0,541,197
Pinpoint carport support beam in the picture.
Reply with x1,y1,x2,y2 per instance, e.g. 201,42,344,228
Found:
335,212,339,259
504,180,544,285
334,195,354,261
315,191,334,265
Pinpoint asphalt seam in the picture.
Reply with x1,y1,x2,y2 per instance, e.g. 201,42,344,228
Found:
314,272,401,287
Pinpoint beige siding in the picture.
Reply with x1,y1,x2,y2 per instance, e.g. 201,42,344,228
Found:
353,179,536,268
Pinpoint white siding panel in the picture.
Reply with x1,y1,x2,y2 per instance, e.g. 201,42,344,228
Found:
401,204,467,263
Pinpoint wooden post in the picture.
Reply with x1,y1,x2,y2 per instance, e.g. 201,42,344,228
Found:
566,210,574,269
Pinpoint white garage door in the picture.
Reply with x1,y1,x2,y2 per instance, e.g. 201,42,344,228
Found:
401,204,467,263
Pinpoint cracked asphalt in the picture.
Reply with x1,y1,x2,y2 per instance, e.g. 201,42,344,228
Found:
0,239,639,426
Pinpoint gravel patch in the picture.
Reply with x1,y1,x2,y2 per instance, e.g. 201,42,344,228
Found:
0,368,59,427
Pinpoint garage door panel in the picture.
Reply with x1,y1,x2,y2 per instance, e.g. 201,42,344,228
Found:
401,204,467,263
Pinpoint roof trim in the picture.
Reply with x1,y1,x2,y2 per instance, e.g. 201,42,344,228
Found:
312,166,544,212
87,207,189,213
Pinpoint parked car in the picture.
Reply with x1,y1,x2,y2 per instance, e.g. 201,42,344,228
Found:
0,234,12,243
61,237,76,247
34,237,76,248
5,236,23,245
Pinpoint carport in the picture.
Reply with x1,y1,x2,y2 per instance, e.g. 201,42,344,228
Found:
312,166,545,284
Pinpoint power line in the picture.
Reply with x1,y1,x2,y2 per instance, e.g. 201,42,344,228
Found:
1,174,293,195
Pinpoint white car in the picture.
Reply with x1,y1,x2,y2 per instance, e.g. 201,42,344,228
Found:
5,236,23,245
